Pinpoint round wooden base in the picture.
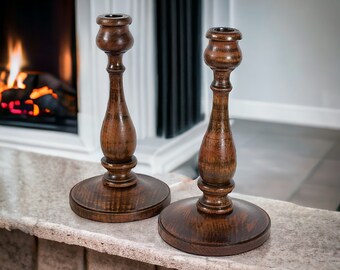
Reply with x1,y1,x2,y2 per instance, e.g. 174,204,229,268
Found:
158,197,270,256
70,174,170,223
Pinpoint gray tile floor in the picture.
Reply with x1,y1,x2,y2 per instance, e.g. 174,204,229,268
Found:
173,119,340,211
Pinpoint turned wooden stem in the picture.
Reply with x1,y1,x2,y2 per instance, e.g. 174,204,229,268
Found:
158,27,270,255
69,14,170,223
96,14,137,188
197,27,242,215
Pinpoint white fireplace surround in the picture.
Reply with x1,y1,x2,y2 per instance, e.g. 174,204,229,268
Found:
0,0,218,174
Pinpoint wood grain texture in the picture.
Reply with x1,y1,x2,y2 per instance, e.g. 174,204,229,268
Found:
70,174,170,223
69,14,170,223
159,197,270,256
158,27,270,255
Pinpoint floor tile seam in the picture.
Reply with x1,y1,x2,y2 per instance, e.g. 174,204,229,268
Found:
324,140,340,160
287,144,337,201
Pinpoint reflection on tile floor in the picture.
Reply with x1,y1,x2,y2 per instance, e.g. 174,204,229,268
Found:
173,119,340,211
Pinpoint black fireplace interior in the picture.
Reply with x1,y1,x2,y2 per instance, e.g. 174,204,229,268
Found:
0,0,78,133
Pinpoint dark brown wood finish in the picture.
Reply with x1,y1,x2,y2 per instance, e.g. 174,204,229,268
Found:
69,14,170,223
158,27,270,255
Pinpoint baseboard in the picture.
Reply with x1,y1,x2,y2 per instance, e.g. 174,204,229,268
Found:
230,99,340,130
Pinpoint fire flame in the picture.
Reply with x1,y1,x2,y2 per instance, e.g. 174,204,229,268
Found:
0,38,58,117
6,39,26,88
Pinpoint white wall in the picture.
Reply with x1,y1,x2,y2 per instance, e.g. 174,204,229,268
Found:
205,0,340,129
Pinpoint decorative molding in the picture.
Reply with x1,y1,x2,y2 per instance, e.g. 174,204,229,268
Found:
230,99,340,129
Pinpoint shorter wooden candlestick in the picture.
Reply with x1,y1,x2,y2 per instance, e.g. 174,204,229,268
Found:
69,14,170,223
158,27,270,255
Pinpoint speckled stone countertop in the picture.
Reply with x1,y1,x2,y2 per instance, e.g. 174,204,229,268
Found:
0,146,339,270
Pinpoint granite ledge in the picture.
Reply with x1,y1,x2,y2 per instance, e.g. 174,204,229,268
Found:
0,147,339,270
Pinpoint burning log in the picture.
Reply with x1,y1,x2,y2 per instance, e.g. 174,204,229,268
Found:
0,69,77,117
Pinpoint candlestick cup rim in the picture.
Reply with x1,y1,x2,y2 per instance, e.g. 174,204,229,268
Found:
206,27,242,41
97,14,132,26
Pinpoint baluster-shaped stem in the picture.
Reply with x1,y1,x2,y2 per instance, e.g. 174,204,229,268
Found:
96,15,137,188
158,27,270,256
69,14,170,223
197,27,241,214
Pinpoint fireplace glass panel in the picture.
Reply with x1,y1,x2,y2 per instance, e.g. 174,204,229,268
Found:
0,0,78,133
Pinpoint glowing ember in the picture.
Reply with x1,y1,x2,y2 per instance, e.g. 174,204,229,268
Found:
30,86,58,100
0,38,58,117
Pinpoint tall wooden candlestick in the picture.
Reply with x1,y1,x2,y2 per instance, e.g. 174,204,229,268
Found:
158,27,270,255
69,14,170,223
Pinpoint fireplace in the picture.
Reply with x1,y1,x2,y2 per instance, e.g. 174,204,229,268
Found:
0,0,78,133
0,0,211,175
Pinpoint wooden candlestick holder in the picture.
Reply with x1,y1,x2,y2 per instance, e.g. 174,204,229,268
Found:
158,27,270,255
69,14,170,223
